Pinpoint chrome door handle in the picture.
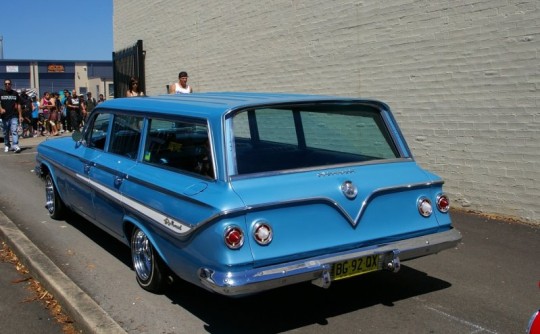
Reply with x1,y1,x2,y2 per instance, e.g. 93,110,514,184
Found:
84,164,91,174
114,176,123,187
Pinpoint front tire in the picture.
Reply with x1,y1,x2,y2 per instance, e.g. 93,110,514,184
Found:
131,227,167,293
45,174,65,219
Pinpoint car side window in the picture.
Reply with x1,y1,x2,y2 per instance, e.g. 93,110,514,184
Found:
86,112,110,150
143,118,214,179
109,114,144,159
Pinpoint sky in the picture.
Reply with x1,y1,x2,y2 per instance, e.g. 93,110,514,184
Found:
0,0,113,61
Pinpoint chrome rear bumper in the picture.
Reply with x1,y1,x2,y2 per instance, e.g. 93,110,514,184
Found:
198,228,462,297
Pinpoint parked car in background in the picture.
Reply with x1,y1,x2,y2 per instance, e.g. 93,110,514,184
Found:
35,92,461,296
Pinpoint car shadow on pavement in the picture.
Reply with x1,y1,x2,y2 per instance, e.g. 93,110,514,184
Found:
63,212,132,267
163,263,451,334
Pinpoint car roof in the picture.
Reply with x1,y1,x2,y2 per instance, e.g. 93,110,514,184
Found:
95,92,387,120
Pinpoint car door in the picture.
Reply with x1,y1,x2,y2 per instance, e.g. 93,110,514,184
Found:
89,113,143,237
62,112,110,221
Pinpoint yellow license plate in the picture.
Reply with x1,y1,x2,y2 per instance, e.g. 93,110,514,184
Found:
331,254,380,280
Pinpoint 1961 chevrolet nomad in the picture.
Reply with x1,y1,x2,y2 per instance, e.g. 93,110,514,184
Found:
35,92,461,296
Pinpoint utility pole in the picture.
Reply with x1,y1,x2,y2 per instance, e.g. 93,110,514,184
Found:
0,35,4,59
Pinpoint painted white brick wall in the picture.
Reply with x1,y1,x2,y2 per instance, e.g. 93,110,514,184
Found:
114,0,540,224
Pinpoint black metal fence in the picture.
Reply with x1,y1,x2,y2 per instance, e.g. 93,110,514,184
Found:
112,40,145,98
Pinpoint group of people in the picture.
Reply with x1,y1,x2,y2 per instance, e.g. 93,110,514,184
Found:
1,71,193,154
0,78,107,154
126,71,193,97
25,90,105,138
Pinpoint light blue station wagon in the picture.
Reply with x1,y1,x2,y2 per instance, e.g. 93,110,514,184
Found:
35,92,461,296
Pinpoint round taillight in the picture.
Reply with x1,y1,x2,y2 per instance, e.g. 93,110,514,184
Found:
527,309,540,334
418,197,433,217
253,221,273,245
437,194,450,213
224,226,244,249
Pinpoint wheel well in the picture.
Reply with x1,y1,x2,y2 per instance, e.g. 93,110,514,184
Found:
39,163,51,179
123,221,136,244
122,220,169,270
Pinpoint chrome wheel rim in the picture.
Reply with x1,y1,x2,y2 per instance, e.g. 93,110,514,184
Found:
132,229,153,281
45,176,55,214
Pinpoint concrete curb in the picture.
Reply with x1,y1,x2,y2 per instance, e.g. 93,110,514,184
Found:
0,209,127,334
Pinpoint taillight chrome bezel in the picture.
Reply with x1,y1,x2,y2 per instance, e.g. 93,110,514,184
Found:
417,197,433,217
436,193,450,213
224,225,244,249
253,221,273,246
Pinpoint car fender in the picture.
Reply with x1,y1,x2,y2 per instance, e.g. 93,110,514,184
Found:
122,214,168,265
36,157,69,206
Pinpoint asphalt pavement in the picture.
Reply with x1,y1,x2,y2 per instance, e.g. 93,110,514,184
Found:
0,133,127,333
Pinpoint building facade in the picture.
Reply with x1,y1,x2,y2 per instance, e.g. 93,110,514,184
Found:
113,1,540,224
0,59,113,98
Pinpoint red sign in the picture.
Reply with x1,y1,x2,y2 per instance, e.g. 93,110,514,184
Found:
47,64,65,73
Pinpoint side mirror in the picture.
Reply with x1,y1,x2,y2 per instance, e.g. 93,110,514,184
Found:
72,131,83,142
528,309,540,334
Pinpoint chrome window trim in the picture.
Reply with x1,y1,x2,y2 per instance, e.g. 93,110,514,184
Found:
223,101,411,179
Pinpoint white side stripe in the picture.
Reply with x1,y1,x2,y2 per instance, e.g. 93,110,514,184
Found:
75,173,191,234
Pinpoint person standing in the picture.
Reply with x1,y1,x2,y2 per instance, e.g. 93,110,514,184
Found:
85,92,96,121
20,90,33,138
31,96,39,137
79,94,87,127
61,90,71,131
53,92,64,134
0,79,23,153
40,92,53,135
66,90,81,132
48,92,59,136
126,77,145,97
169,71,193,94
97,93,105,104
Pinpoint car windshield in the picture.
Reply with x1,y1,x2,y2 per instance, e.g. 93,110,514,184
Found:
231,103,400,175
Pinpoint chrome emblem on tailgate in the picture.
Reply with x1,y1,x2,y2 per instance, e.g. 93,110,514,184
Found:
341,180,358,200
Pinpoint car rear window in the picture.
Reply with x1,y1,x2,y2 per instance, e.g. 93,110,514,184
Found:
232,103,400,175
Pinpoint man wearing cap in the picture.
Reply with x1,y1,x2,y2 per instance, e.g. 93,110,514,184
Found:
0,79,23,153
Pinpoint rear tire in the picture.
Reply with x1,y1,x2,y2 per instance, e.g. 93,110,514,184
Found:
131,227,167,293
45,174,65,219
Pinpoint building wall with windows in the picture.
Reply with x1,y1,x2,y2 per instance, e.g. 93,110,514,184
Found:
113,1,540,224
0,59,113,98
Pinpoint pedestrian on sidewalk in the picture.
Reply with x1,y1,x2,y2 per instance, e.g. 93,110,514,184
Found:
61,90,71,132
40,92,53,136
66,90,81,132
0,79,23,153
31,96,39,137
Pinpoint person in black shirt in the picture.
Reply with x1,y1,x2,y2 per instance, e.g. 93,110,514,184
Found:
0,79,23,153
66,90,81,132
20,91,33,138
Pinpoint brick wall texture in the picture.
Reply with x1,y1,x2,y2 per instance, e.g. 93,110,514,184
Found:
114,1,540,224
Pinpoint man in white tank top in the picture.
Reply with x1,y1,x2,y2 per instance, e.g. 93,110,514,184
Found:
169,71,193,94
